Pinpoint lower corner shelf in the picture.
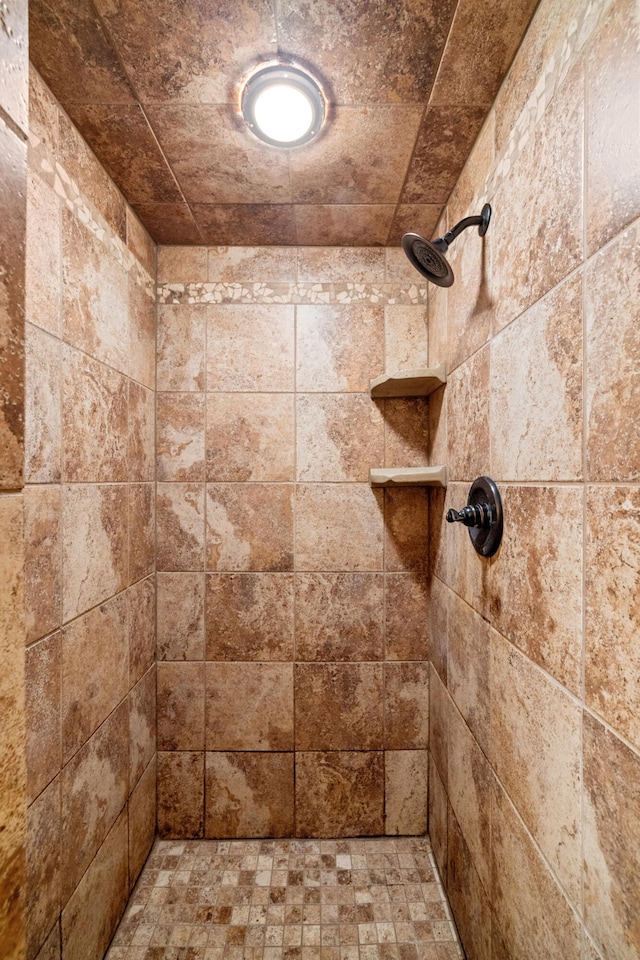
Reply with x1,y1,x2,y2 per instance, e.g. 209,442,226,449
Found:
369,466,448,488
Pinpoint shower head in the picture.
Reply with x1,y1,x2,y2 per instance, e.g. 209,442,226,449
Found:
402,203,491,287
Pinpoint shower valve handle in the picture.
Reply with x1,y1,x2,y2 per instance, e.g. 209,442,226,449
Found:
446,502,492,529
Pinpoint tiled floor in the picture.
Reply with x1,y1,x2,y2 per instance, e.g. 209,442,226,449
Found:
107,837,463,960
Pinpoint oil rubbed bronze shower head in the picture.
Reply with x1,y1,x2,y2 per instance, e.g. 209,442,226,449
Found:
402,203,491,287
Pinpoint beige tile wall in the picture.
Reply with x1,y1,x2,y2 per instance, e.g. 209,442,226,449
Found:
427,0,640,957
23,70,157,960
155,245,432,839
0,0,28,956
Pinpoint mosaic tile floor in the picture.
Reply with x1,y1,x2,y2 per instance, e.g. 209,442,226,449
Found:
107,837,463,960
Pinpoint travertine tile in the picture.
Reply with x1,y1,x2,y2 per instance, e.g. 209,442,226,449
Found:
128,275,155,391
447,590,490,755
491,272,583,481
205,662,293,751
295,484,383,572
157,661,205,751
157,572,205,661
60,702,129,904
126,208,155,278
439,483,488,618
491,58,584,334
0,0,27,132
446,345,490,483
388,206,442,249
206,573,294,661
206,393,294,482
586,219,640,482
24,484,62,644
293,204,395,246
298,248,384,284
383,398,430,470
585,487,640,749
384,488,429,572
488,485,583,695
127,381,155,482
586,0,640,254
429,755,448,882
25,633,61,805
295,752,384,838
156,482,205,571
157,305,206,392
26,778,60,960
295,573,384,662
34,924,60,960
61,593,128,761
61,811,128,960
157,247,207,283
384,751,428,836
127,576,155,685
129,665,156,790
491,631,582,904
25,173,60,339
446,808,491,960
156,393,205,481
24,323,61,483
297,304,385,393
62,345,128,482
428,576,448,683
297,394,384,482
128,756,156,889
583,712,640,960
429,665,449,789
134,201,202,245
384,662,429,749
128,483,154,584
157,751,204,838
62,484,128,622
209,246,298,283
384,305,429,375
61,209,129,374
195,202,297,246
206,305,295,392
295,663,384,751
205,753,294,839
491,779,581,960
28,68,58,154
206,484,294,572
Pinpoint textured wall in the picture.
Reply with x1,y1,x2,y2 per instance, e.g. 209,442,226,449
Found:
0,0,28,956
155,246,432,838
23,71,157,960
426,0,640,958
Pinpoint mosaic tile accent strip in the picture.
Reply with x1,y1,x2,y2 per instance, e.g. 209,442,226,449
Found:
106,836,463,960
156,282,428,307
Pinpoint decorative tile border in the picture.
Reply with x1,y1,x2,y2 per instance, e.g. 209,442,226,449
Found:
157,280,428,306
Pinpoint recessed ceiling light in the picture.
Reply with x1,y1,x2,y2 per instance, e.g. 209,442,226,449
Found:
241,62,326,147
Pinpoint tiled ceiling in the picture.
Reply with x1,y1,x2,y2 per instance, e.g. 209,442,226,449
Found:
29,0,539,246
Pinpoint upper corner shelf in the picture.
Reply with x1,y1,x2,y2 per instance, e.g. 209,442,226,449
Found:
369,466,448,488
369,364,447,398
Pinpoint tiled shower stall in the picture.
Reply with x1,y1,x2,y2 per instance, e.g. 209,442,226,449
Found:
0,0,639,958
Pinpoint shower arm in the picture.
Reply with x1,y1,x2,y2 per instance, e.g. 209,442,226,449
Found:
432,205,491,253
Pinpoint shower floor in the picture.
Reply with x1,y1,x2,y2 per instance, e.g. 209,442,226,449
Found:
106,836,463,960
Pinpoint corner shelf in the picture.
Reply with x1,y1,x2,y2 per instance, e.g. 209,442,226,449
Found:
369,364,446,398
369,466,448,488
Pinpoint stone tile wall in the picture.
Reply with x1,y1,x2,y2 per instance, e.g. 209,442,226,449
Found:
426,0,640,957
155,245,432,840
0,1,29,956
23,70,157,960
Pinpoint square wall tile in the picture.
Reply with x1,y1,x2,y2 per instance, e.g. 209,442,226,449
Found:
295,573,384,662
384,488,428,572
157,572,205,661
206,484,293,572
447,590,490,755
156,393,205,481
129,666,156,791
128,274,155,391
157,751,204,839
25,173,61,339
128,483,155,584
129,756,156,889
384,305,429,373
205,753,294,838
25,633,61,805
205,662,293,751
206,393,294,482
429,755,448,881
206,305,295,391
385,573,428,661
127,576,156,686
294,663,383,751
295,484,383,572
157,661,205,751
26,778,60,960
157,305,206,392
24,484,62,644
383,398,430,470
446,345,490,483
209,246,297,282
296,304,385,393
446,808,492,960
384,662,429,749
296,394,384,482
384,751,428,836
127,381,155,482
24,324,61,484
295,752,384,838
158,246,207,283
205,573,294,661
156,482,205,572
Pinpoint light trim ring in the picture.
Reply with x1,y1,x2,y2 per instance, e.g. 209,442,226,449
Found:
241,62,326,147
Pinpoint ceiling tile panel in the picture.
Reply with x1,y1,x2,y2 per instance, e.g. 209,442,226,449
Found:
192,204,298,245
293,204,395,246
146,104,292,204
92,0,278,104
275,0,458,104
289,106,423,204
387,204,443,244
132,202,203,245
